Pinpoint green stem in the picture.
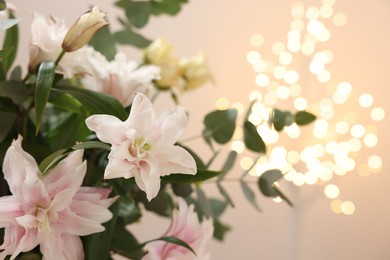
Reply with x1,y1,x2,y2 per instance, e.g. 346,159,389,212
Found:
55,49,66,66
240,155,261,180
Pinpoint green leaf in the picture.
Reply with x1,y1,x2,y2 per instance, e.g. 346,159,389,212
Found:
240,180,261,211
0,46,14,59
111,223,144,259
17,252,42,260
243,120,266,153
162,169,221,183
218,150,237,180
203,108,237,144
138,189,173,217
0,18,17,31
172,183,193,197
2,14,18,75
88,26,117,61
49,91,84,114
85,200,119,260
258,169,293,206
38,148,68,175
196,187,212,217
35,61,56,134
213,219,231,241
210,198,228,218
0,0,5,11
54,85,128,120
114,27,152,48
117,196,142,224
132,236,196,256
177,143,206,169
295,111,316,125
0,111,15,143
217,182,234,207
72,141,110,151
151,0,186,16
0,80,29,105
125,1,151,28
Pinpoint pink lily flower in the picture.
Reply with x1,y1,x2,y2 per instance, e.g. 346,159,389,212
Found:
85,93,197,201
0,136,117,259
143,197,214,260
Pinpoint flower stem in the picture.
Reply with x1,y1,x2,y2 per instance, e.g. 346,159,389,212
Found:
55,49,66,66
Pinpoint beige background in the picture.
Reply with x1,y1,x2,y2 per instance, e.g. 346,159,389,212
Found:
6,0,390,259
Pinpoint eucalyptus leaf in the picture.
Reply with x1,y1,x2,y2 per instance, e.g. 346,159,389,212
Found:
243,120,266,153
162,169,221,183
54,85,128,120
0,80,29,105
88,26,117,61
295,111,316,125
240,180,261,211
271,109,294,131
196,187,212,218
172,183,193,197
35,61,56,134
0,111,15,143
217,182,234,207
203,108,237,144
218,150,237,180
151,0,187,16
213,219,231,241
258,169,293,206
125,1,151,28
114,28,152,48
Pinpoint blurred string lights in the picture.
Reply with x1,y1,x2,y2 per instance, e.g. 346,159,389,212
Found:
215,0,385,215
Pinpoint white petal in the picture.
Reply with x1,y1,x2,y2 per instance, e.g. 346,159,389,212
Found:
135,164,161,201
57,209,105,236
125,93,155,133
85,114,127,144
2,135,40,196
153,106,188,145
158,146,197,176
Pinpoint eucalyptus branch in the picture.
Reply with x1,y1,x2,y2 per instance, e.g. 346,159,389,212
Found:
240,155,261,180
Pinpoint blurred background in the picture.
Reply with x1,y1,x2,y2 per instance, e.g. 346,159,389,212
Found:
9,0,390,259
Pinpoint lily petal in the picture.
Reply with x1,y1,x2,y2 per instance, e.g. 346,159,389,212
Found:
153,106,188,145
85,114,127,144
0,196,23,226
125,93,155,133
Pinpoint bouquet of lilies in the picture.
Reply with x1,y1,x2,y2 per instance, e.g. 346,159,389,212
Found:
0,1,316,259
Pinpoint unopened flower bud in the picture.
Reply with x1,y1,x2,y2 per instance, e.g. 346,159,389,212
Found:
62,6,108,52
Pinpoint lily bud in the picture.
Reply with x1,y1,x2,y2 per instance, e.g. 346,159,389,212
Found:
62,6,108,52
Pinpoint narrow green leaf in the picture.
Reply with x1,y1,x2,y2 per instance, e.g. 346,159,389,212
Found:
38,148,68,174
2,13,18,74
0,111,15,142
295,111,316,125
35,61,56,134
162,169,221,183
72,141,110,151
0,19,17,31
125,1,151,28
217,182,234,207
240,180,261,211
49,91,84,114
203,108,237,144
114,28,152,48
196,187,212,218
243,120,266,153
88,26,117,61
54,85,128,120
156,237,197,256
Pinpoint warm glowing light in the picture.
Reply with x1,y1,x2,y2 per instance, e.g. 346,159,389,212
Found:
331,200,342,214
285,123,301,138
326,141,337,154
359,93,374,108
273,197,283,203
264,92,278,105
250,33,264,47
294,97,308,110
341,201,355,215
276,86,290,100
337,82,352,95
289,84,302,97
306,7,320,20
320,4,333,18
231,102,244,115
317,28,331,42
231,140,245,154
240,156,254,170
216,97,229,110
288,30,301,41
313,119,329,139
255,73,270,87
309,60,325,75
284,70,299,84
292,172,305,186
344,112,358,124
317,69,331,83
335,121,349,134
287,150,301,164
301,42,315,55
257,124,279,144
357,163,370,177
279,51,293,65
333,13,347,27
246,51,261,64
287,40,301,53
291,3,305,19
322,0,336,5
272,41,285,55
273,66,287,79
253,60,267,73
291,19,305,32
332,92,348,104
249,91,262,101
350,124,366,138
348,138,362,152
370,107,385,121
270,146,287,167
324,184,340,199
368,155,382,170
363,133,378,147
233,126,243,139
